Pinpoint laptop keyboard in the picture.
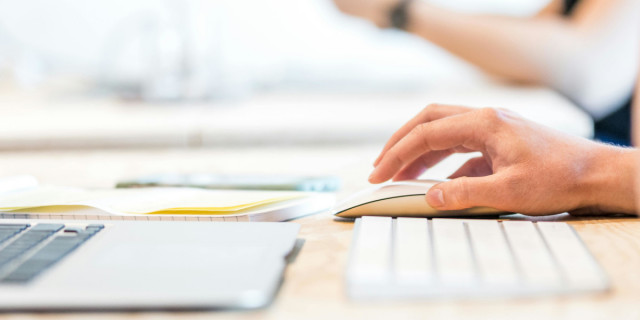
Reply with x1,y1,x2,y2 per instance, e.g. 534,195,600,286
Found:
0,223,103,283
347,217,609,300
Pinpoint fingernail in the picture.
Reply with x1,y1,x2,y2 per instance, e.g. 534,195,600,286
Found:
426,189,444,207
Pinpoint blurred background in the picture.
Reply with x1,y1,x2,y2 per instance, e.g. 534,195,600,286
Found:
0,0,548,99
0,0,602,152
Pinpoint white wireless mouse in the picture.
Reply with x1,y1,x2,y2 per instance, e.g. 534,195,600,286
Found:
333,179,508,218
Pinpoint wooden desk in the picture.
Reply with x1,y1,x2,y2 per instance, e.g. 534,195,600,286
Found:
0,146,637,319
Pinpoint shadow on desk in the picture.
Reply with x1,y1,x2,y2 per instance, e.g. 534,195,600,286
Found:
507,213,637,223
333,213,637,224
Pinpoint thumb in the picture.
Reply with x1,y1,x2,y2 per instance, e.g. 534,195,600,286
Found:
426,176,500,210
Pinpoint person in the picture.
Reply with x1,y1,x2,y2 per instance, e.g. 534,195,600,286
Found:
368,67,640,216
332,0,640,145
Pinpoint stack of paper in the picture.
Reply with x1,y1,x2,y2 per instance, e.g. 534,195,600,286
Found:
0,186,334,222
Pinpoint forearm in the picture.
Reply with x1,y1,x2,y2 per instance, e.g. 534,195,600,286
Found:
404,1,640,117
405,2,577,83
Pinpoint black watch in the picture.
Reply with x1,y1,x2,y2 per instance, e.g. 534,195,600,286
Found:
389,0,413,30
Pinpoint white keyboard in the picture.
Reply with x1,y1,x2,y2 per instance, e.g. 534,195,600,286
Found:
347,217,609,300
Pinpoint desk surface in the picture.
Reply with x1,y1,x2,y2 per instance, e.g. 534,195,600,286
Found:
0,146,637,320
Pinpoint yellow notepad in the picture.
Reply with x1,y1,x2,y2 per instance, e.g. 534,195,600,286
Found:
0,186,334,221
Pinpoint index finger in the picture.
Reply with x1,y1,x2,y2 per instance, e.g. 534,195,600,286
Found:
369,108,494,183
373,104,471,167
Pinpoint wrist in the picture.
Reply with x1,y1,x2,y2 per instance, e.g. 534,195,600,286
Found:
388,0,414,30
578,144,637,214
403,1,439,34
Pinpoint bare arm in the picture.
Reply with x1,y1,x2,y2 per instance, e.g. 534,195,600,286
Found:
536,0,564,17
634,67,640,213
333,0,640,118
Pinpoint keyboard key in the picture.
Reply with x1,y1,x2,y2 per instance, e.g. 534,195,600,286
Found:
394,218,432,285
502,221,560,287
537,222,608,289
466,220,518,287
432,219,476,286
349,216,392,284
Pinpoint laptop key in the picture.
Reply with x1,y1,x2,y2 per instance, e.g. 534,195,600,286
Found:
0,227,102,283
2,272,33,283
85,225,104,234
0,227,61,268
30,224,64,232
0,224,30,230
0,230,22,244
63,227,83,233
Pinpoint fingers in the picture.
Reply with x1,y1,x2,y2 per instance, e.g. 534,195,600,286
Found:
392,150,452,181
425,175,503,210
448,157,493,179
373,104,471,167
370,108,499,183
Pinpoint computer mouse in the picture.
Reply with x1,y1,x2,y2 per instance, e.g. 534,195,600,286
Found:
333,179,509,218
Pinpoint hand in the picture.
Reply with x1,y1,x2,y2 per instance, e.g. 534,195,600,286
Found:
369,104,636,215
331,0,401,28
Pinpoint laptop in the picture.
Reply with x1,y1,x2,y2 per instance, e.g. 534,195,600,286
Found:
0,219,300,311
